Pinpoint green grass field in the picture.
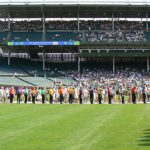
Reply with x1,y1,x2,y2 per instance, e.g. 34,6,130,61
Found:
0,104,150,150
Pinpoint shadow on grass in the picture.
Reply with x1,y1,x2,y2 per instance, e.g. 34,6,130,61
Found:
138,129,150,146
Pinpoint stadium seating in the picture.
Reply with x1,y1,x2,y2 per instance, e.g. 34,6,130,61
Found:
0,20,145,31
8,31,80,42
11,20,43,31
0,58,63,77
11,59,60,77
6,31,149,43
46,32,78,41
0,77,32,87
0,58,28,76
49,77,77,86
144,32,150,41
9,32,43,41
0,32,8,43
19,77,54,87
84,31,147,43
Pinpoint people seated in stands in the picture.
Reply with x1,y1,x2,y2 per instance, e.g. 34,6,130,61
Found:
0,20,147,43
0,20,144,31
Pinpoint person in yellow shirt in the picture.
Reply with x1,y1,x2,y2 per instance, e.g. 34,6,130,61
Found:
69,87,74,104
97,87,103,104
31,87,37,104
49,87,54,104
115,89,120,103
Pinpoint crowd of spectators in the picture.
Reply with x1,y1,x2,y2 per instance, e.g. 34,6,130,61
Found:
0,20,145,31
60,67,148,81
46,21,77,30
0,20,147,43
0,21,9,31
11,20,43,31
84,31,147,43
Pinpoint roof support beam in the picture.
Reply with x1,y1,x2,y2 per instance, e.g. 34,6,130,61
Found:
8,12,11,31
77,12,80,31
146,12,149,32
112,13,114,32
41,6,46,41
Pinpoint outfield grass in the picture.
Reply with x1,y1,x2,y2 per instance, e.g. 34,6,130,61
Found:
0,104,150,150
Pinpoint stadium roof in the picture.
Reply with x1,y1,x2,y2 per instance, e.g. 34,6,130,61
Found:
0,0,150,18
0,0,150,6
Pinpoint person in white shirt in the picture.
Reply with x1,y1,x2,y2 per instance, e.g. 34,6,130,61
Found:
74,87,78,103
0,87,4,103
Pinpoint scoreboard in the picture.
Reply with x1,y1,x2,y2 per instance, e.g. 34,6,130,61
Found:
7,41,80,46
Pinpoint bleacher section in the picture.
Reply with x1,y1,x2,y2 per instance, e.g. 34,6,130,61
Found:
0,59,28,76
144,32,150,41
19,77,54,87
49,77,77,86
0,58,77,87
10,58,60,77
2,31,149,43
0,58,65,77
10,32,43,41
0,20,149,44
0,77,32,87
0,32,8,43
46,32,79,41
13,59,44,76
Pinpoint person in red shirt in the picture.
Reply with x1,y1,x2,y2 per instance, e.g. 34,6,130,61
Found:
58,86,64,104
9,87,15,103
108,86,112,104
131,86,137,104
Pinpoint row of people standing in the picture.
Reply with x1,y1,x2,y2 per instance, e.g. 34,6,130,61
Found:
0,86,61,104
0,85,149,104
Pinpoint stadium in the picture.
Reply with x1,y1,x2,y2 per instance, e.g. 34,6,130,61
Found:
0,0,150,150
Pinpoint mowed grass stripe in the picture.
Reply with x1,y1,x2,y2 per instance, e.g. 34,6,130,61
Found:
0,105,85,145
0,105,150,150
0,105,120,150
83,105,150,150
68,106,122,150
1,105,118,150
